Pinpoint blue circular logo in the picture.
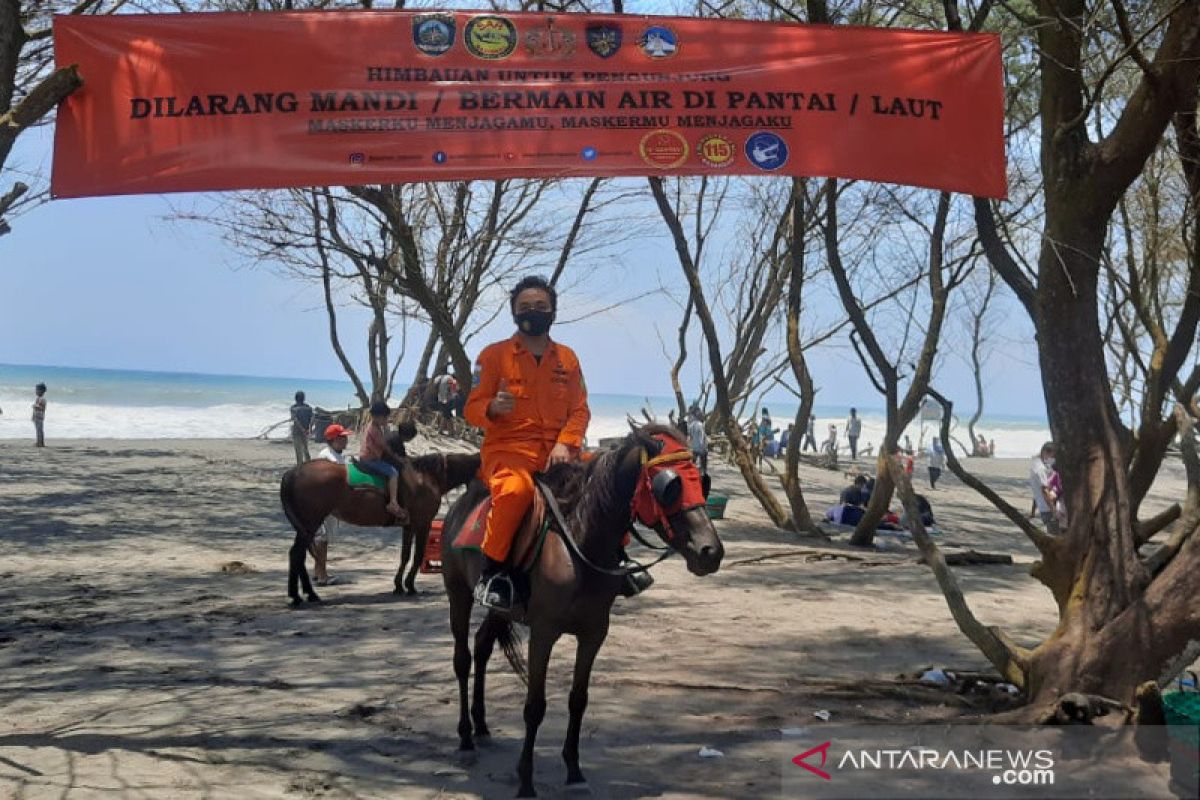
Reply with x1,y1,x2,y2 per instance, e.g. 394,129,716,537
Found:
744,132,788,171
433,151,448,164
581,146,598,161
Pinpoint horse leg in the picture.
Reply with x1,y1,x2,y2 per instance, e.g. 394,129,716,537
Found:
517,626,560,798
394,525,412,596
288,534,317,606
449,586,475,751
299,546,320,603
471,613,503,738
404,524,427,595
563,627,607,787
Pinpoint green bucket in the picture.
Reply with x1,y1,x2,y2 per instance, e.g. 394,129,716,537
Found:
706,493,728,520
1164,687,1200,796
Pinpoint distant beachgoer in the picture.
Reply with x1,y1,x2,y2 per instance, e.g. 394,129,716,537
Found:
32,383,47,447
757,409,777,462
928,438,945,489
687,410,709,475
903,434,913,455
290,391,314,464
313,424,351,586
839,475,868,507
891,444,914,476
803,414,817,452
989,438,996,457
846,408,862,459
780,423,793,454
433,373,459,433
1029,442,1059,534
823,424,838,456
901,494,937,529
976,434,989,457
359,401,407,519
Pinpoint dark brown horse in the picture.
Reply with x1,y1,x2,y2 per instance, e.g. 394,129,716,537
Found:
280,430,480,605
440,424,724,797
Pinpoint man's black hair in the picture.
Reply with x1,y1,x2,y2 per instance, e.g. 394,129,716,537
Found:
509,275,557,312
35,383,46,393
854,475,867,486
295,390,305,403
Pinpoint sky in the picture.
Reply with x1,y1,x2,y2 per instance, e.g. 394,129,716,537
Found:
1,126,1050,420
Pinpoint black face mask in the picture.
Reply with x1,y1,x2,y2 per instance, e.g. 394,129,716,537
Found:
515,309,554,336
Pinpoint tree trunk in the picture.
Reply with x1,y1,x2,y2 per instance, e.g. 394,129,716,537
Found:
649,176,794,529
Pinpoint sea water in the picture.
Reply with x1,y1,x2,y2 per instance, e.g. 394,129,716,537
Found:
0,363,1050,457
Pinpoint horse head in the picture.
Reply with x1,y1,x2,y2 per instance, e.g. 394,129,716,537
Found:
627,424,724,576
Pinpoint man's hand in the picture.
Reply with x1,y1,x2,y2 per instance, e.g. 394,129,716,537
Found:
545,442,572,469
489,378,515,418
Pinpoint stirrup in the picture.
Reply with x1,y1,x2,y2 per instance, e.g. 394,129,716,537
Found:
619,562,654,598
474,573,514,610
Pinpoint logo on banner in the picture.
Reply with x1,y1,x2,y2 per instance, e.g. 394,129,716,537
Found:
525,17,576,58
432,151,448,164
639,25,678,58
640,130,689,169
465,15,517,60
348,152,366,167
586,23,622,58
412,13,455,57
581,146,598,161
698,135,735,167
745,131,788,170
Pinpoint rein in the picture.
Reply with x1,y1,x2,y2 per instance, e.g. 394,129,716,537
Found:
533,476,674,578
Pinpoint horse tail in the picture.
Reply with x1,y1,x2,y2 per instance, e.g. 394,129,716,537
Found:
280,467,311,545
495,617,528,686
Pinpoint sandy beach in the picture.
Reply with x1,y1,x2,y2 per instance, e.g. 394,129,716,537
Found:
0,435,1188,798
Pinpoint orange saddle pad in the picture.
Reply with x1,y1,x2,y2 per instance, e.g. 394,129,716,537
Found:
451,491,549,572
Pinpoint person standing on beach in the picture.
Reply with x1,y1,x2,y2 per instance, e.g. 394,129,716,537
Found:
290,391,314,464
313,424,351,586
465,275,592,610
803,414,817,452
928,437,945,489
1029,442,1060,534
846,408,862,460
688,408,708,475
31,383,47,447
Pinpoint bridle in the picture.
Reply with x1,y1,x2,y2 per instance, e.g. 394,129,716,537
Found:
533,434,707,578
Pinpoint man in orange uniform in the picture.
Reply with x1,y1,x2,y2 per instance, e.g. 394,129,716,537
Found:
465,276,590,609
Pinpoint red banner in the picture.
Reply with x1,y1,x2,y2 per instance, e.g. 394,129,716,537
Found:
52,11,1006,198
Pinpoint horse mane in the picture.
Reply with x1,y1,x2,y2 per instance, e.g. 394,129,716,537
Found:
538,425,669,544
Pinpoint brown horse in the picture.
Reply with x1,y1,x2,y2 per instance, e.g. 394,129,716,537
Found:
440,424,724,797
280,430,480,606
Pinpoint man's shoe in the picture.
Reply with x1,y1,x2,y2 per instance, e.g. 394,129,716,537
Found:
474,556,514,610
474,573,514,609
619,561,654,598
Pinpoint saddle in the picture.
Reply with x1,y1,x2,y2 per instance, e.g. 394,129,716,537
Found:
346,459,387,490
452,489,549,573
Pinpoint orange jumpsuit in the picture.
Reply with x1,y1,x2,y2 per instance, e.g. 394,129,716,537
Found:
464,335,590,562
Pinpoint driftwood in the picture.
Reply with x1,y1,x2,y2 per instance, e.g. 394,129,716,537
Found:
920,550,1014,566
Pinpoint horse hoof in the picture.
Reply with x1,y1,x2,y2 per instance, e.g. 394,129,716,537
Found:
564,781,590,794
306,593,322,603
392,586,404,596
405,586,418,596
289,597,303,608
456,747,477,765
